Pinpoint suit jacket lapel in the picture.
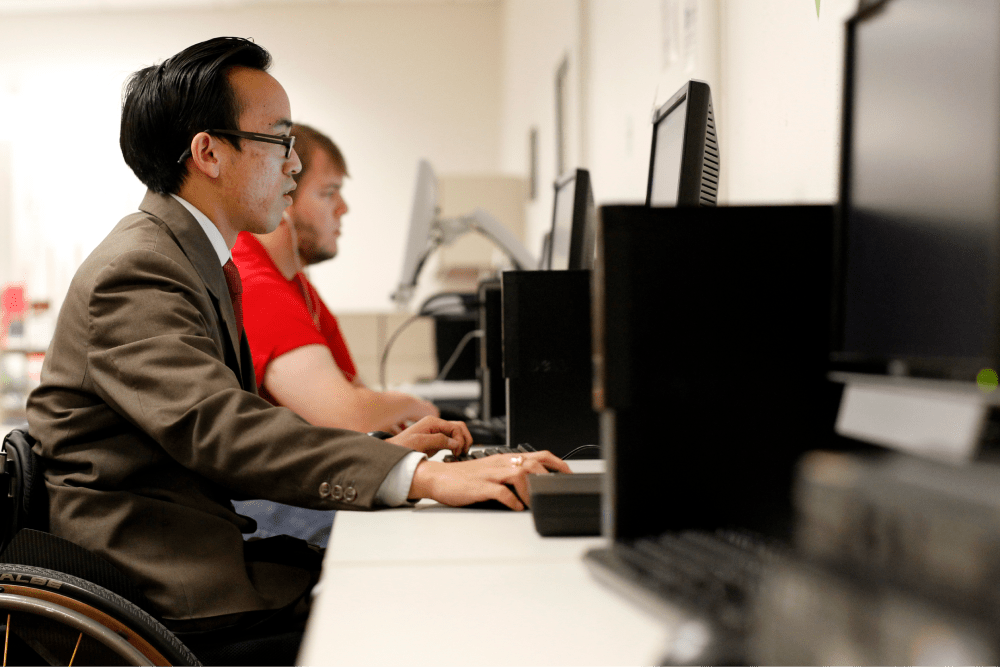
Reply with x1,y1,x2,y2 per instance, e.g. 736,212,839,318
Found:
137,190,249,388
239,334,256,392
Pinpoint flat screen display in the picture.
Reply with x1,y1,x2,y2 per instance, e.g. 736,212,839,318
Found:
837,0,1000,378
648,98,688,207
550,176,577,270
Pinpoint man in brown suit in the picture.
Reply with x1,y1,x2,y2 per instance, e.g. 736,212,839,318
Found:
26,36,568,658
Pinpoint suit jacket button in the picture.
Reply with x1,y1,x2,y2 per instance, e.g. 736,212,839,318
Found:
319,482,332,499
344,486,357,502
331,484,344,501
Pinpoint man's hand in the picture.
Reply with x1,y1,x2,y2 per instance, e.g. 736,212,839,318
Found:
387,416,472,457
386,391,439,425
407,451,572,510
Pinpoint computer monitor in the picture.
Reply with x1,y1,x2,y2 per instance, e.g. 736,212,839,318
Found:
391,160,438,307
547,169,597,270
646,80,719,207
538,232,553,270
832,0,1000,384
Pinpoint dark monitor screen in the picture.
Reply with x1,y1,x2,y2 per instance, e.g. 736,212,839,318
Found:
547,169,596,271
834,0,1000,380
646,80,719,207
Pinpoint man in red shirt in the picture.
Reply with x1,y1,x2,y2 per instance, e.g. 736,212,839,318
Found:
232,124,444,546
233,123,437,434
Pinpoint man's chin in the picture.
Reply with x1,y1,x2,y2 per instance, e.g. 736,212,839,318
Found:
253,212,284,236
302,247,337,265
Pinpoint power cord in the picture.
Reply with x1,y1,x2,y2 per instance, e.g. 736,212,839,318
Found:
510,443,600,460
560,444,601,460
379,312,423,391
378,292,482,391
435,329,483,382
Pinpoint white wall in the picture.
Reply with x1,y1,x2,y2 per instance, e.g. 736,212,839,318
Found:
499,0,580,256
586,0,720,203
0,0,864,318
500,0,722,248
498,0,860,231
0,0,503,314
720,0,860,204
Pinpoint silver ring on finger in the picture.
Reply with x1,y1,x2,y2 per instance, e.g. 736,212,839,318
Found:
510,455,524,468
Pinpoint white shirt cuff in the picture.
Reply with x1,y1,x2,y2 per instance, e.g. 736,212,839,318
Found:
374,451,427,506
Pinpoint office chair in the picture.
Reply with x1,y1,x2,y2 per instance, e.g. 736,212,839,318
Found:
0,427,304,666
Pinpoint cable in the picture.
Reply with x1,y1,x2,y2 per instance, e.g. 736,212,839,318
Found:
378,313,423,391
561,444,601,460
378,295,483,391
435,329,483,382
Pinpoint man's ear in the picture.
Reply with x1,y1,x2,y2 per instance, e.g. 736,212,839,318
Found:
188,132,222,179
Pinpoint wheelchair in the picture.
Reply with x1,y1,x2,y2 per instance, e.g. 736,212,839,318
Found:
1,427,304,666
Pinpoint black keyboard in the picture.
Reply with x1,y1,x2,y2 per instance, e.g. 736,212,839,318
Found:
443,442,536,462
585,530,777,638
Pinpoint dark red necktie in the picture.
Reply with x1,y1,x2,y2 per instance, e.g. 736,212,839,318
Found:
222,258,244,341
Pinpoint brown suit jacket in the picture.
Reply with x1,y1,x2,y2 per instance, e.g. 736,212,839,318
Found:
26,191,411,621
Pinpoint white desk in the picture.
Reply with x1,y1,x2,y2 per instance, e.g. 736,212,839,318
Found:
297,461,676,666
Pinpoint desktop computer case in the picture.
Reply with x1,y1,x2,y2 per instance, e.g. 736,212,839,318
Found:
594,204,841,541
502,270,600,457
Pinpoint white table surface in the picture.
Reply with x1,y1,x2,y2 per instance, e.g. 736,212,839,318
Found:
297,460,675,666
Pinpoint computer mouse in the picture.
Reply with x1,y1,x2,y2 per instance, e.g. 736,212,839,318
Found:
461,483,525,511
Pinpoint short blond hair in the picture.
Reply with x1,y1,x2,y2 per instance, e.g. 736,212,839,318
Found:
290,123,349,200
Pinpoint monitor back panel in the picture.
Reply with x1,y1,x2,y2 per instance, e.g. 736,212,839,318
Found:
594,204,840,542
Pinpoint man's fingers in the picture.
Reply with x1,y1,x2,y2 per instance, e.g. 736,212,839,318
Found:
516,457,549,476
450,420,473,447
532,451,571,473
410,416,473,449
508,477,531,509
495,484,526,511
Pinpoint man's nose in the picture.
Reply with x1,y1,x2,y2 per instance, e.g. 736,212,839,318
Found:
286,147,303,174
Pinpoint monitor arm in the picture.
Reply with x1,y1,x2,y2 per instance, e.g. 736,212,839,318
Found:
437,208,536,271
391,208,535,308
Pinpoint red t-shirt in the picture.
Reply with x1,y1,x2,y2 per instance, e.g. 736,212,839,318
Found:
232,233,358,403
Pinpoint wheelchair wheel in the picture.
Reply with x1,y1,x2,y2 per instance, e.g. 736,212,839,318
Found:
0,563,199,666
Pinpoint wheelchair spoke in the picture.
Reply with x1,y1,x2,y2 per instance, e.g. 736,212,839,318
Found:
4,613,8,667
69,631,83,666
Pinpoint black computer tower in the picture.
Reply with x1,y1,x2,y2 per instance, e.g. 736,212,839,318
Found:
594,204,842,542
502,270,599,458
477,279,505,420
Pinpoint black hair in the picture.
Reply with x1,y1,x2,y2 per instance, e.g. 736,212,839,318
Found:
120,37,272,195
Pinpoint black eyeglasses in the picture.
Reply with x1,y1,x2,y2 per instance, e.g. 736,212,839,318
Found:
177,129,296,164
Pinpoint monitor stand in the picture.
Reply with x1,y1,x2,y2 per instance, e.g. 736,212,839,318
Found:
832,372,991,463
